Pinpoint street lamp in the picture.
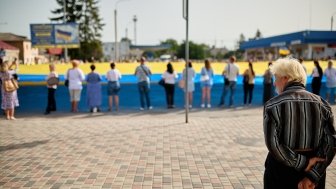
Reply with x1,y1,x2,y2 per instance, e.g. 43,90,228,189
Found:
133,15,137,45
114,0,131,62
331,12,336,31
63,0,68,62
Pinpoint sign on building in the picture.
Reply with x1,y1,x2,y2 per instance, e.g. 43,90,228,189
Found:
30,23,80,48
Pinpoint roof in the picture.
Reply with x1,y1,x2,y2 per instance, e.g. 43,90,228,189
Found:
0,40,19,50
0,33,30,42
240,30,336,50
130,44,171,51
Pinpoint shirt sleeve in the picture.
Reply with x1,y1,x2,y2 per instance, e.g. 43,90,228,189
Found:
263,106,309,172
305,110,336,183
79,70,85,81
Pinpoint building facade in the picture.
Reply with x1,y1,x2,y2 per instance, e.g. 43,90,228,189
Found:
0,33,39,64
240,30,336,60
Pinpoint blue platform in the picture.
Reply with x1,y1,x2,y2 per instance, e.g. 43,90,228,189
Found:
3,74,329,113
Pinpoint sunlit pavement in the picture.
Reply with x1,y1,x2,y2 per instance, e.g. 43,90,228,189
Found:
0,106,335,189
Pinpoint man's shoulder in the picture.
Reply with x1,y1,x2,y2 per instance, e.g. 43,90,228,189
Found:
265,89,329,109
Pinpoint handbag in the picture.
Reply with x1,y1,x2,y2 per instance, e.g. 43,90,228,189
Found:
158,79,165,86
178,79,185,88
64,79,69,87
200,74,210,82
64,70,69,87
47,77,59,86
3,78,19,92
224,77,230,86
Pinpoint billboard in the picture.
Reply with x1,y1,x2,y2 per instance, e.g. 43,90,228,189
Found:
30,23,80,48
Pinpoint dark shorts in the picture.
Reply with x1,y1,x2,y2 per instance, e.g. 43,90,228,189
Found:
107,81,120,95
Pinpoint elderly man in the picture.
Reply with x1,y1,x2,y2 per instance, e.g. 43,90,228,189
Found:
263,57,335,189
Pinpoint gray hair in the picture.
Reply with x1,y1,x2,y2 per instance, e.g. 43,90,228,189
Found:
270,57,307,85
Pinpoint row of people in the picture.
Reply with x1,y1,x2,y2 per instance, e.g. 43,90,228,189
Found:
46,56,271,113
1,57,334,119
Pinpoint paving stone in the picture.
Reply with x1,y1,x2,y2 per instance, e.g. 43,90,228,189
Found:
0,107,335,188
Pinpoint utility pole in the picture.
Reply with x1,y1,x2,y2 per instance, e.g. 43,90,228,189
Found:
133,15,137,45
63,0,68,62
183,0,189,123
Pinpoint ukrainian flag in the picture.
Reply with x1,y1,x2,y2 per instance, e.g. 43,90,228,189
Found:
56,29,72,41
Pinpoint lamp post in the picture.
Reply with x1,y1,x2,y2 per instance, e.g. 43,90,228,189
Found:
133,15,137,45
114,0,131,62
63,0,68,62
183,0,189,123
331,12,336,31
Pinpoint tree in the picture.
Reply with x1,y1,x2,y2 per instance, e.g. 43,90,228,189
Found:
255,29,262,40
177,41,210,60
154,39,179,58
50,0,104,60
235,33,246,50
50,0,83,23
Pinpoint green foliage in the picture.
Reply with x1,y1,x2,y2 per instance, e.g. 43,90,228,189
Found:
50,0,104,60
177,41,210,59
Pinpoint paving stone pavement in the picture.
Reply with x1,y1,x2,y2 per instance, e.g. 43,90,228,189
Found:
0,106,335,189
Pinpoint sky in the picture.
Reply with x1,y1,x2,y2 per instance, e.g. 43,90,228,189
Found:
0,0,335,50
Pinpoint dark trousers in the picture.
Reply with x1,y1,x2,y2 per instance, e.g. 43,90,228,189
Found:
46,88,56,113
312,77,321,95
264,153,326,189
164,83,175,107
263,83,273,104
243,83,254,104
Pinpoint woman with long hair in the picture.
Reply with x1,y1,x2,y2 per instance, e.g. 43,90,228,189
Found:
200,59,214,108
182,61,196,108
311,60,323,95
162,62,178,108
243,61,256,106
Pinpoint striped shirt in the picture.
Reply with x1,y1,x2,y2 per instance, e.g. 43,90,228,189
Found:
263,82,336,183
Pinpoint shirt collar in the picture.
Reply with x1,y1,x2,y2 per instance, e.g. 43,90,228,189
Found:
283,81,305,92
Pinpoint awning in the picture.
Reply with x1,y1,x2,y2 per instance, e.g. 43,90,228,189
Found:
47,48,63,55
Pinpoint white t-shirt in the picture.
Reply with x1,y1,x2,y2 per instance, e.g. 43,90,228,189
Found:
324,68,336,88
65,68,85,90
162,71,178,84
224,63,239,81
106,69,122,81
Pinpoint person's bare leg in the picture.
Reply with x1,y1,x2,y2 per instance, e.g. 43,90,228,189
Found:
201,88,206,106
5,109,10,120
189,92,193,106
10,108,15,119
109,96,113,111
207,88,211,105
115,95,119,111
71,101,75,112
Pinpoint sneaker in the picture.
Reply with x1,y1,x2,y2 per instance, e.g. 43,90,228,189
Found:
201,104,205,108
148,106,153,110
140,107,144,111
207,104,211,108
